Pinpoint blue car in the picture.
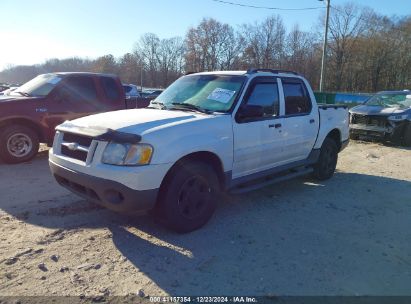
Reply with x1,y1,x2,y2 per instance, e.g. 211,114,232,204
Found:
349,90,411,146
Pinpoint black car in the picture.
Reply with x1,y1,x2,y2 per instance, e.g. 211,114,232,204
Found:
349,90,411,146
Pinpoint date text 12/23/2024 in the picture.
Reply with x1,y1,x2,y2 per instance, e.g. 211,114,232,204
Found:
149,296,258,303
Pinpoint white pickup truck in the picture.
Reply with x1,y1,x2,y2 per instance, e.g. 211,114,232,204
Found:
49,69,349,232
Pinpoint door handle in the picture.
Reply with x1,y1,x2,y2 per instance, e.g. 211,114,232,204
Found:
269,123,282,128
309,119,315,124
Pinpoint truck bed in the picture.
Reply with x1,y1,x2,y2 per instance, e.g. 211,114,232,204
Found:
316,103,350,149
318,103,348,110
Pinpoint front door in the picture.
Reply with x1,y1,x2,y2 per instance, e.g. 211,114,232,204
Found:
45,75,101,139
232,77,284,179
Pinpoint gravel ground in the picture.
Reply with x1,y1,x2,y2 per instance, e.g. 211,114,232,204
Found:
0,141,410,297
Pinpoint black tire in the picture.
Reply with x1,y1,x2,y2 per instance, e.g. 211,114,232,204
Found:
312,137,338,181
0,125,39,164
155,161,219,233
402,124,411,147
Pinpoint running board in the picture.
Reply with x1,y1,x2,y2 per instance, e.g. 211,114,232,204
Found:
229,167,313,194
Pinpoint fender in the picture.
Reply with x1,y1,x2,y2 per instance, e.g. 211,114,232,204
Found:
0,116,47,142
143,114,234,173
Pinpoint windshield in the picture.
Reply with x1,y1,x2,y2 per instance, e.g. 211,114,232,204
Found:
11,74,62,97
153,74,246,112
365,93,411,108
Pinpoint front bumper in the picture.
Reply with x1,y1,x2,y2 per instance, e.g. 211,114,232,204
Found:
49,160,158,213
350,122,407,141
350,124,389,138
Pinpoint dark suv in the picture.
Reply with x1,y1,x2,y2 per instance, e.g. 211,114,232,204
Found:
349,90,411,146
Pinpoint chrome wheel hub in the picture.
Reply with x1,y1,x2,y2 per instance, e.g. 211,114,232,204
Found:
7,133,33,157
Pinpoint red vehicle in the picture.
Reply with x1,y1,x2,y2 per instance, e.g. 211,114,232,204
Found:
0,72,144,163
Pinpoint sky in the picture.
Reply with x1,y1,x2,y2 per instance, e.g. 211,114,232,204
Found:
1,0,410,71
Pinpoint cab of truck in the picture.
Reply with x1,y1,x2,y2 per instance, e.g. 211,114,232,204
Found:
0,72,131,164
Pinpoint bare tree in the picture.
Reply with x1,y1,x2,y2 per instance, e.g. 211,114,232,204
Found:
1,11,411,93
157,37,185,87
92,54,117,74
118,53,142,84
326,3,368,90
286,25,317,72
239,15,286,69
134,33,160,87
185,18,240,72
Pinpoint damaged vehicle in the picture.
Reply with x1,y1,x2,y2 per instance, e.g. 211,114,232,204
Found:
349,90,411,146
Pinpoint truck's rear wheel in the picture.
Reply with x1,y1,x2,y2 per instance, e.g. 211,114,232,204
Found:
0,125,39,164
313,137,338,181
402,124,411,147
156,161,219,233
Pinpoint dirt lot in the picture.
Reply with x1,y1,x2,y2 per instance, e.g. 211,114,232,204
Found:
0,141,411,298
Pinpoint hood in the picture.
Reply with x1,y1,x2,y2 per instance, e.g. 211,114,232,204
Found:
0,95,23,102
64,108,213,136
349,104,408,116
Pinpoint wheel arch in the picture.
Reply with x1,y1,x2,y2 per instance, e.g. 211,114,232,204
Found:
325,128,342,151
159,151,227,195
0,118,45,143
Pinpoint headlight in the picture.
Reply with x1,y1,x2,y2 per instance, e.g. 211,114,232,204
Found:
388,114,408,121
102,142,153,166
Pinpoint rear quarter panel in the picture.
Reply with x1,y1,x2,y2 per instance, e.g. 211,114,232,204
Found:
314,105,349,149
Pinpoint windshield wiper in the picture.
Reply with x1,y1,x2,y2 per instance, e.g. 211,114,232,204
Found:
15,91,30,97
171,102,212,114
148,101,167,110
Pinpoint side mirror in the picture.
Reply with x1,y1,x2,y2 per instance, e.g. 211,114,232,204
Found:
237,105,264,120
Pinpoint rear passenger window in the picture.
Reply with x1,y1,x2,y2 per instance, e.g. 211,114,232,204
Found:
282,80,312,115
246,82,279,117
102,77,120,101
64,76,98,102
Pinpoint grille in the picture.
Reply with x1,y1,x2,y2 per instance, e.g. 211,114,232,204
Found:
352,114,387,127
63,133,93,147
60,132,93,162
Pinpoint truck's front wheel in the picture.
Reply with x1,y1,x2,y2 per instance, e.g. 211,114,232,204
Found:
156,161,219,233
313,137,338,181
0,125,39,164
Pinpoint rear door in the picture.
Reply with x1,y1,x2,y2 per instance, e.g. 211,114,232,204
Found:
101,76,126,110
232,77,285,178
279,77,318,162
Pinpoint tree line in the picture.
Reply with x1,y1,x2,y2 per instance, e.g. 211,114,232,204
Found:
1,3,410,93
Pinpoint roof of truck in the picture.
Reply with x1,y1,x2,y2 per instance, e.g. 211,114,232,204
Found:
190,69,300,77
49,72,118,78
191,71,247,76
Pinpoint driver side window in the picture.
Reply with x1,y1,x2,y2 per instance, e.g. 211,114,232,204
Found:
245,82,279,117
57,76,98,102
